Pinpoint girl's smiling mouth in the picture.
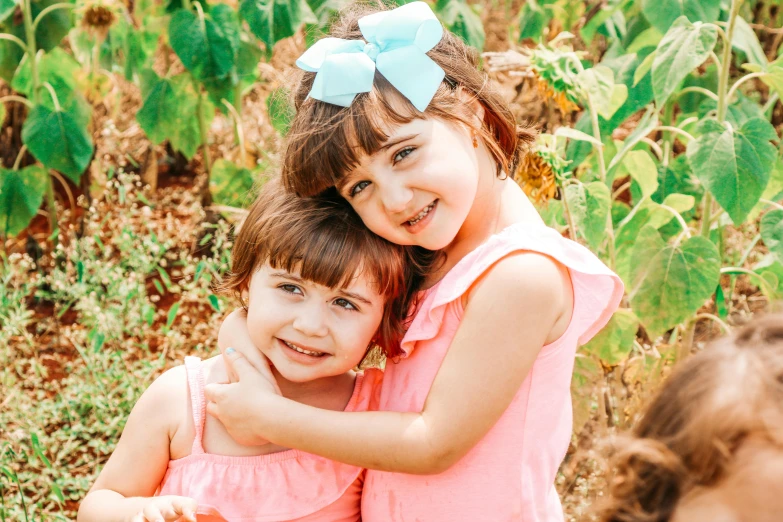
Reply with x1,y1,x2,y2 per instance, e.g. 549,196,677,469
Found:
403,200,438,233
278,338,329,358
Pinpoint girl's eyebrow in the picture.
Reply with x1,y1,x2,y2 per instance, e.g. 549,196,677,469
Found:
379,133,419,151
338,290,373,306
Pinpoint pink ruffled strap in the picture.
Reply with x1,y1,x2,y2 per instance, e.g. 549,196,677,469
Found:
400,222,624,357
184,356,207,455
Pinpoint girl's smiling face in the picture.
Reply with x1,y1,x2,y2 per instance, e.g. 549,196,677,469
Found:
244,264,384,383
338,116,484,251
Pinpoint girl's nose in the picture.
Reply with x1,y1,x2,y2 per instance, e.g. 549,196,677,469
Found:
292,304,329,338
380,182,414,214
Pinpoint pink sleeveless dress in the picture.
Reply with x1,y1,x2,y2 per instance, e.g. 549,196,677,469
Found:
158,356,382,521
362,222,624,522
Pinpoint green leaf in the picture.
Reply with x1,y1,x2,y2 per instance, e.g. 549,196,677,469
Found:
652,17,717,107
647,194,695,229
630,232,721,338
642,0,719,34
209,159,257,207
518,1,549,41
22,105,94,182
607,105,658,175
758,55,783,99
267,86,294,136
623,150,658,201
627,26,663,54
136,71,205,159
633,50,655,87
731,16,767,68
581,181,611,250
0,165,48,237
208,294,221,312
576,65,627,120
686,118,777,225
761,209,783,263
169,5,240,83
0,102,5,127
0,0,17,23
165,301,181,330
240,0,316,52
555,126,602,146
582,308,639,366
435,0,484,51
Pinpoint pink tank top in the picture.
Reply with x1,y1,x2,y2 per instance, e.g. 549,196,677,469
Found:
362,222,623,522
158,357,382,521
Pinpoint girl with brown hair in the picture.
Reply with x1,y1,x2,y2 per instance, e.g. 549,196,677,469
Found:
78,180,429,522
206,2,623,520
601,315,783,522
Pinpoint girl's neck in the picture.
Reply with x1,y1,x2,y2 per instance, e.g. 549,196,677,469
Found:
272,367,357,411
436,174,542,281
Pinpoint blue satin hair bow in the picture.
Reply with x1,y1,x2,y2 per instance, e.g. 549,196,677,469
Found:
295,1,445,112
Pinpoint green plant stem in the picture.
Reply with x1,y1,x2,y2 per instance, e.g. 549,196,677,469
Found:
221,99,246,165
196,86,212,174
693,313,731,334
717,0,743,124
45,173,59,239
721,266,774,294
760,198,783,211
182,0,192,11
560,184,578,241
0,34,28,53
32,2,74,32
0,95,34,109
726,71,767,104
653,126,696,144
13,145,28,170
676,86,719,101
700,192,713,237
764,92,779,116
22,0,39,104
661,101,675,167
42,82,61,112
660,204,692,237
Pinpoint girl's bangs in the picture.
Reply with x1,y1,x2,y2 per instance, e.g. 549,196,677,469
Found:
283,77,421,197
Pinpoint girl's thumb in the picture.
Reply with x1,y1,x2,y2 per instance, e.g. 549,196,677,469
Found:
223,347,250,378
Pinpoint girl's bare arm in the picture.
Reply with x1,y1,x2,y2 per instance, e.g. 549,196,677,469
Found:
208,252,570,474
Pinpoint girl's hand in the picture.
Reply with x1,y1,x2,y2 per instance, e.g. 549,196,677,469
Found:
217,309,280,394
129,496,197,522
204,349,282,446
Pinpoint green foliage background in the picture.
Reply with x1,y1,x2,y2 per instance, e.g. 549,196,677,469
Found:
1,0,783,519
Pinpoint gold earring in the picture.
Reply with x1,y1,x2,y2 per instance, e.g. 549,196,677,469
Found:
472,131,479,148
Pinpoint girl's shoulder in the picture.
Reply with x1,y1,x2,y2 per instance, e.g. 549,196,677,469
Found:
402,223,624,355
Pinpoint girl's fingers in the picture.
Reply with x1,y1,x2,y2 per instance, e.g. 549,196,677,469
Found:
171,496,199,521
142,502,167,522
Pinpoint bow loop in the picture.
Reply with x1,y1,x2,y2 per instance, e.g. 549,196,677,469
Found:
296,1,445,111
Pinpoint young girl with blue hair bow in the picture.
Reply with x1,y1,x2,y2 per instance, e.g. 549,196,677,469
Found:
209,3,624,520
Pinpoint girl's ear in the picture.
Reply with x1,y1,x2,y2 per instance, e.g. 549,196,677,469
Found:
456,86,485,126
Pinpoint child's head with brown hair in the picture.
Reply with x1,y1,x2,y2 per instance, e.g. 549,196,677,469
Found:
281,3,536,251
600,315,783,522
218,178,430,369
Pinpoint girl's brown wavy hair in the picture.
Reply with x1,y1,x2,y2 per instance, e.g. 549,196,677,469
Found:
216,178,436,358
281,2,536,197
600,315,783,522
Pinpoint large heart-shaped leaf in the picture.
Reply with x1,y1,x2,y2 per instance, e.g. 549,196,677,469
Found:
582,308,639,366
686,118,777,225
435,0,484,51
240,0,316,52
169,5,240,82
0,166,48,236
642,0,719,34
652,17,717,107
630,230,720,338
623,150,659,202
22,105,94,182
136,71,207,159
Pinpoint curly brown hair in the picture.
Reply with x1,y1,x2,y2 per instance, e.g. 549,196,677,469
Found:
280,2,536,197
599,315,783,522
